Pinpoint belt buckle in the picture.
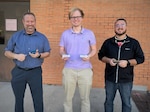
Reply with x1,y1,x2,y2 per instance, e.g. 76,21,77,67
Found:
24,68,31,70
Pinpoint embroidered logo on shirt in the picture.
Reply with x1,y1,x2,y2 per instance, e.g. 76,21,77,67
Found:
125,48,130,50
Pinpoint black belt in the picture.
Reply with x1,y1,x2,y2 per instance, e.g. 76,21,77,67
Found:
17,66,40,71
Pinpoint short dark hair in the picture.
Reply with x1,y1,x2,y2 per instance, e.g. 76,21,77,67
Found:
68,7,84,20
22,12,36,20
115,18,127,25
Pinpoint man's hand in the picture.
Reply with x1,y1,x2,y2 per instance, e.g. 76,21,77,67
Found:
15,54,26,61
62,54,70,61
29,49,40,58
118,60,128,68
81,55,90,61
109,58,118,66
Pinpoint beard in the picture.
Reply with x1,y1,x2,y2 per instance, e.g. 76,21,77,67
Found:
115,29,126,36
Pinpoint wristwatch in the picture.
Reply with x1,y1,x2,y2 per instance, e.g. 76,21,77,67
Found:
37,54,41,58
127,60,130,66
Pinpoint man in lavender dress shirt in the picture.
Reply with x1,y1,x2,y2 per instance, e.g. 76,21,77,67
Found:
59,7,96,112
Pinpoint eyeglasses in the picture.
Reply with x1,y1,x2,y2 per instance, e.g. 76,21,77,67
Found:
115,24,126,28
70,16,82,20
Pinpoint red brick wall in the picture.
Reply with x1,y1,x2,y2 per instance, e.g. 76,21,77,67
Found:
30,0,150,90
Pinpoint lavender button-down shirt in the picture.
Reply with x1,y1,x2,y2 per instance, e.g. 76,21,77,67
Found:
59,28,96,69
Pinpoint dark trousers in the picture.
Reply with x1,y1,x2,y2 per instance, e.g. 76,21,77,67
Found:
11,66,43,112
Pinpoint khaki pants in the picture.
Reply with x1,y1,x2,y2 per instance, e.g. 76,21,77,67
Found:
62,68,93,112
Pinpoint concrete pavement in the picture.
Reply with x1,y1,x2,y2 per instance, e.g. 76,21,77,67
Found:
0,82,139,112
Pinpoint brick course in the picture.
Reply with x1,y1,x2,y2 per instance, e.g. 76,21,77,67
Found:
30,0,150,91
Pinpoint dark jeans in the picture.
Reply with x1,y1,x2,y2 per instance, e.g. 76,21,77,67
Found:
104,80,133,112
11,66,43,112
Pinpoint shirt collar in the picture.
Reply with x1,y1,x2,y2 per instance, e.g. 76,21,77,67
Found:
112,35,130,44
70,27,84,34
23,29,37,36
